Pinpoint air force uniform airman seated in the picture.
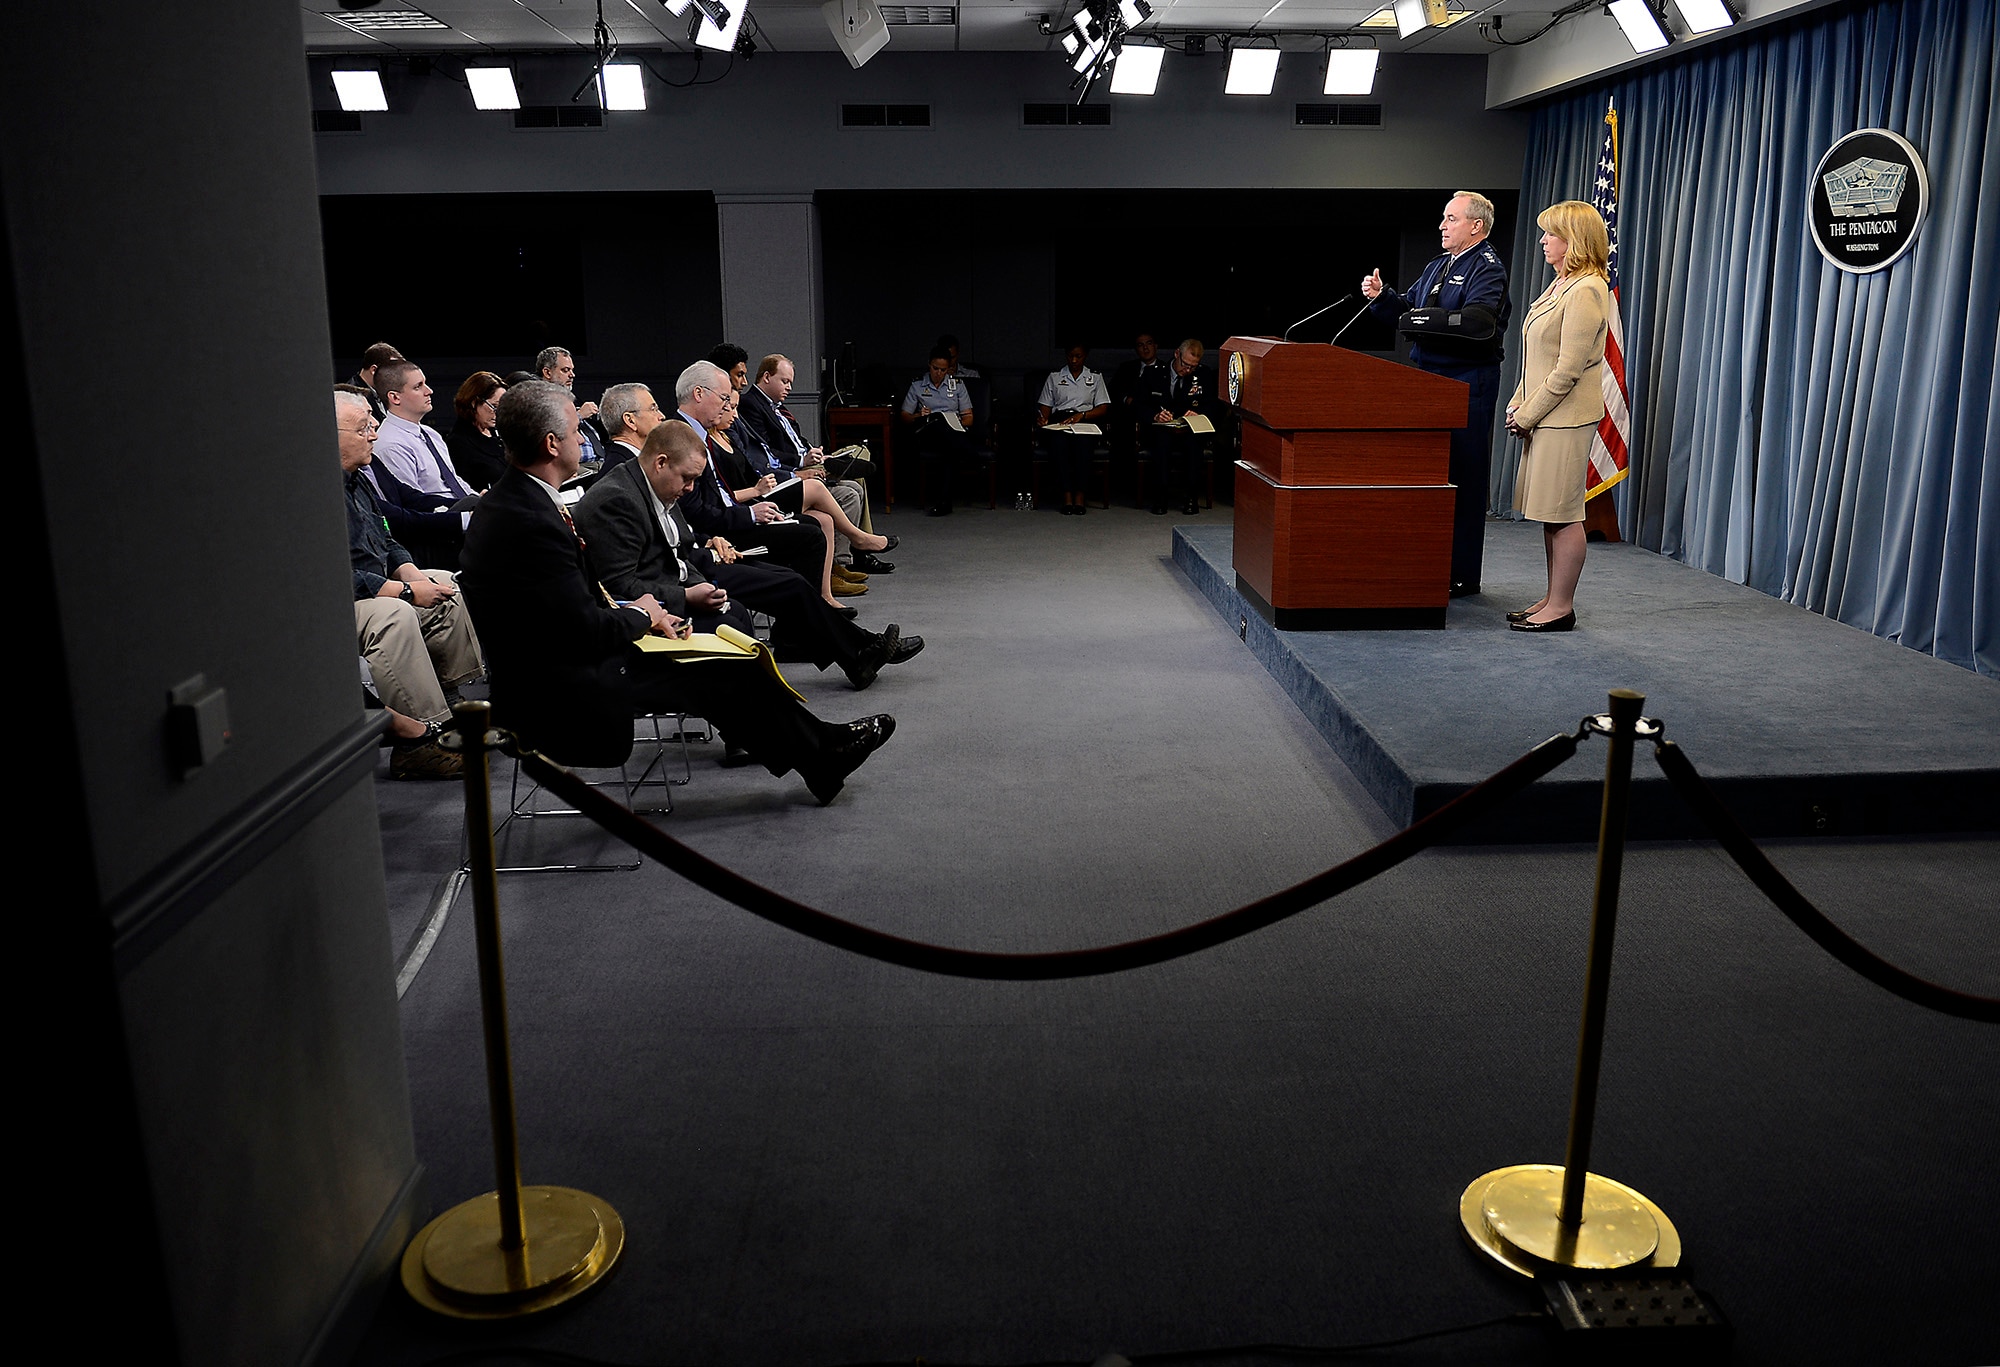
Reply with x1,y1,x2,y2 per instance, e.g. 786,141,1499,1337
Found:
1363,190,1512,597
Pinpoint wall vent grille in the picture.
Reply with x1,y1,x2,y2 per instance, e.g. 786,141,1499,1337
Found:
1294,103,1384,127
513,105,605,129
1023,103,1111,126
841,103,933,126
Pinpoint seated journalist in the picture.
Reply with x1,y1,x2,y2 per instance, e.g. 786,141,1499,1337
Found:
458,380,895,805
574,420,924,691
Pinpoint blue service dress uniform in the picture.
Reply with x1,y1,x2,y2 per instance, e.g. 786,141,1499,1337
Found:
1366,240,1511,593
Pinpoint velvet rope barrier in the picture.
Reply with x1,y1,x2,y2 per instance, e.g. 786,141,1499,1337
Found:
506,726,1589,981
1650,738,2000,1024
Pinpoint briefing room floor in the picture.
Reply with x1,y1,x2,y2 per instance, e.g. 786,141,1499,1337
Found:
358,502,2000,1367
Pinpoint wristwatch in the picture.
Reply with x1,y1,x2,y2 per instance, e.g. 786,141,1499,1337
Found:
399,582,414,602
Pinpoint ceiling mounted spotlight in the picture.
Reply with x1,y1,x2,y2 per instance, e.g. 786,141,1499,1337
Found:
1118,0,1152,24
599,62,646,108
1392,0,1447,37
1322,48,1378,96
1072,33,1108,72
1108,42,1164,93
465,66,520,110
693,0,749,52
658,0,695,11
1061,30,1080,53
331,69,388,111
824,0,891,67
1225,47,1279,95
1671,0,1738,33
1607,0,1671,52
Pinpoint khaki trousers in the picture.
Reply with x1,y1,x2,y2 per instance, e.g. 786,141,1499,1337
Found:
830,478,870,562
355,570,484,724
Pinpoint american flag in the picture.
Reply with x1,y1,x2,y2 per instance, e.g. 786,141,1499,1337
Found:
1587,98,1631,498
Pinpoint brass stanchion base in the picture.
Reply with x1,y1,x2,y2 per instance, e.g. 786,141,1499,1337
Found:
401,1185,625,1319
1459,1164,1679,1278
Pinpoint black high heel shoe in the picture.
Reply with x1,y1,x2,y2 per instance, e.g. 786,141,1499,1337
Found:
1509,610,1576,633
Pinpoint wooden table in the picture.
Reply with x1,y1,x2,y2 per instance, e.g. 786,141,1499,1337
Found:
824,405,897,511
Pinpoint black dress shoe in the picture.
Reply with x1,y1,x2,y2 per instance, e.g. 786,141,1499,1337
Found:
852,551,895,574
803,714,896,805
927,505,951,517
834,602,859,619
1448,582,1480,598
719,740,755,768
843,633,889,690
1509,610,1576,633
1183,499,1200,515
884,628,924,665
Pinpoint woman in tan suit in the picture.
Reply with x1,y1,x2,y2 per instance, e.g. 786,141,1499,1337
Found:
1504,200,1612,632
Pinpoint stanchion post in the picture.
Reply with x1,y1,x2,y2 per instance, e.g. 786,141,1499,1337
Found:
457,702,528,1253
1559,687,1643,1227
1456,688,1679,1277
398,702,626,1318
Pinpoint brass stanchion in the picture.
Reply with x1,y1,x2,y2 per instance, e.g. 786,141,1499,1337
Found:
400,702,625,1319
1460,689,1680,1277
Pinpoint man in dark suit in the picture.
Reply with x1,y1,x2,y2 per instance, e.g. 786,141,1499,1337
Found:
575,421,924,690
1110,332,1166,463
458,380,895,805
739,353,889,575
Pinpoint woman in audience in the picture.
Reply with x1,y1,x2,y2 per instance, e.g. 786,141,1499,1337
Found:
447,371,508,491
700,388,847,610
710,388,894,563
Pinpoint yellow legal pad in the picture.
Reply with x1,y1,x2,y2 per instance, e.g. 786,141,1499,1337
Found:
633,623,804,701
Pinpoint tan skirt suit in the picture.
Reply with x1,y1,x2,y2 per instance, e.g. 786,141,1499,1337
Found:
1509,274,1610,524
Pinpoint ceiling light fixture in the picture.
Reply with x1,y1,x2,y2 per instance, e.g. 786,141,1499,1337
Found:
1108,42,1164,94
1607,0,1672,52
464,66,520,110
1671,0,1738,33
331,70,389,111
1225,47,1280,95
658,0,695,12
1118,0,1152,25
1322,48,1378,96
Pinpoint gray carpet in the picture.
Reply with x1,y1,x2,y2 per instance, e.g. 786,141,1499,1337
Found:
358,503,2000,1366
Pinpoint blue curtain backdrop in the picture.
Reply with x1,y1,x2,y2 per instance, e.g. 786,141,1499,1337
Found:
1495,0,1996,675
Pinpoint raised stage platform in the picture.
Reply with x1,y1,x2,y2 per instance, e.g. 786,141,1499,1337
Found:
1173,520,2000,843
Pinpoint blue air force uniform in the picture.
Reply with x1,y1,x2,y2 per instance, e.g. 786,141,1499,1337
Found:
1366,239,1511,594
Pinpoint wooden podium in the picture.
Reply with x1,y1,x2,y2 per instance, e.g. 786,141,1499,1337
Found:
1222,337,1467,630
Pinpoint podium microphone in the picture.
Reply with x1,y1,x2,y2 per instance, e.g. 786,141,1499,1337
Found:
1282,293,1356,342
1328,299,1374,348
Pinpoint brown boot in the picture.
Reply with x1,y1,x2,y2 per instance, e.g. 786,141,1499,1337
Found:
390,737,464,780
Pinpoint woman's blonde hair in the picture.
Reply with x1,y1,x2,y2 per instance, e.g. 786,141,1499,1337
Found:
1536,200,1611,280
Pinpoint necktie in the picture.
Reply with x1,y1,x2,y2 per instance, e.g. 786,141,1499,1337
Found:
558,501,621,609
417,427,472,500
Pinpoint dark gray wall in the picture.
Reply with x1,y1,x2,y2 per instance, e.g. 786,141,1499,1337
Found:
308,51,1528,195
5,4,420,1361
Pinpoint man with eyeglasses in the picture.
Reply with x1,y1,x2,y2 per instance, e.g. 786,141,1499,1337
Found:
1131,338,1211,516
536,345,608,466
337,390,485,779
